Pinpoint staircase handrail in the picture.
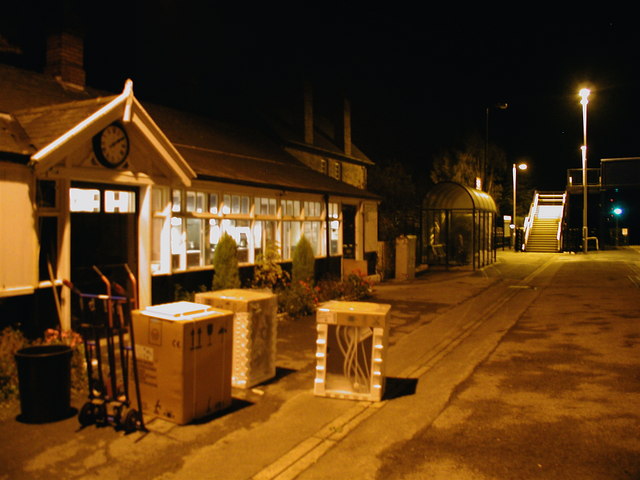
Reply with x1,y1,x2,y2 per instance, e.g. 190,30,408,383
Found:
523,191,539,248
557,191,567,250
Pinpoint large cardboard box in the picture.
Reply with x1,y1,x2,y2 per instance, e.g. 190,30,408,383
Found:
194,289,277,389
131,301,233,424
314,301,391,402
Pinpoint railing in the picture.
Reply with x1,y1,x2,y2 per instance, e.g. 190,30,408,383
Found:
523,191,539,248
566,168,601,188
556,192,567,251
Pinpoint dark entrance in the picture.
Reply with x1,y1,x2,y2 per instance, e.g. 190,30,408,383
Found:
70,183,138,297
342,204,356,259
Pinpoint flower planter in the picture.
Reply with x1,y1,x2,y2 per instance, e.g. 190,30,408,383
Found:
14,344,73,423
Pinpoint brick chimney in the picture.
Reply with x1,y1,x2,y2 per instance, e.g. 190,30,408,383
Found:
303,82,314,145
45,31,85,89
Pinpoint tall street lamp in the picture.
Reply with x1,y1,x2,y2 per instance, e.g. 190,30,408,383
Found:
579,88,590,254
483,103,508,191
512,162,527,251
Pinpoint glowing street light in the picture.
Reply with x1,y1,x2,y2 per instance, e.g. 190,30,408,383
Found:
579,88,590,253
512,162,527,251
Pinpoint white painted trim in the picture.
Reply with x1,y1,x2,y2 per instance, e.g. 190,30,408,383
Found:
30,80,195,188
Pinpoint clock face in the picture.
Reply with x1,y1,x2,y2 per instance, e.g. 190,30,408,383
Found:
93,123,130,168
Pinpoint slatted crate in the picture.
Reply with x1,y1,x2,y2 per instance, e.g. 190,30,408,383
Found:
314,301,391,402
195,289,278,389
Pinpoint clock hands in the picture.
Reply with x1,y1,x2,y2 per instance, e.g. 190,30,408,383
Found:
109,136,126,149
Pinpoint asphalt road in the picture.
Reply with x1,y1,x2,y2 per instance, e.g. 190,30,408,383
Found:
1,249,638,480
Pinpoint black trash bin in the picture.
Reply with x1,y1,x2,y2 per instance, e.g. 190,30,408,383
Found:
14,344,73,423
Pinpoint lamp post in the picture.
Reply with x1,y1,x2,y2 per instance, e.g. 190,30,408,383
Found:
483,103,508,191
579,88,590,254
512,162,527,251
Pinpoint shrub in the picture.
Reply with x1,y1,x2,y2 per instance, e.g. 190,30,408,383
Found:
0,326,89,402
0,327,28,400
292,235,315,284
174,284,208,302
277,281,320,319
316,271,373,302
253,241,289,291
212,233,241,290
316,277,346,302
342,271,373,300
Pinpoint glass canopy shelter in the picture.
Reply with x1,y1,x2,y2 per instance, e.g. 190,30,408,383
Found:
421,181,498,270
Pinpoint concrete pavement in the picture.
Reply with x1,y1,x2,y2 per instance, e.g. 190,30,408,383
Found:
1,248,639,480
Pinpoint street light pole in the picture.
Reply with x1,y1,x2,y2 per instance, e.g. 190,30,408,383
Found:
512,162,527,251
580,88,590,254
512,163,516,245
484,103,508,191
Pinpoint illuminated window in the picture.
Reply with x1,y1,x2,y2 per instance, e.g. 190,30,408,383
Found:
304,201,322,218
186,218,204,268
172,189,181,212
209,193,218,214
152,187,167,213
170,216,184,270
105,190,135,213
256,197,277,216
328,202,340,219
222,194,250,215
170,216,207,270
221,219,250,263
254,220,277,259
282,199,300,217
151,217,164,274
208,219,221,262
303,221,323,256
283,221,302,260
328,202,340,255
70,188,100,212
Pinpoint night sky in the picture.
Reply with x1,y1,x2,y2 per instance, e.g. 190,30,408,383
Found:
2,4,639,192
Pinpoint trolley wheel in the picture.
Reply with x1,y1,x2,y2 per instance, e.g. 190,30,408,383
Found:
123,408,142,433
78,402,96,427
112,404,123,425
94,402,108,426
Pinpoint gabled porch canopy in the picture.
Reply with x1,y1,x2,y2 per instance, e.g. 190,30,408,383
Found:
25,80,195,186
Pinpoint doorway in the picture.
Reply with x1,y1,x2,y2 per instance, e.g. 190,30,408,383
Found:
70,183,138,296
342,204,356,259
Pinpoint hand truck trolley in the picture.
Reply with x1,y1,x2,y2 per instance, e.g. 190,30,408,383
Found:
64,264,146,433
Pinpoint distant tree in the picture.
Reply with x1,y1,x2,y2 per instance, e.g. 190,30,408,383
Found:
368,160,420,241
430,133,507,205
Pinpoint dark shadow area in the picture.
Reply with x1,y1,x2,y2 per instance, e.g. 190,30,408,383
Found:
264,366,297,384
189,398,254,425
383,377,418,400
16,406,78,424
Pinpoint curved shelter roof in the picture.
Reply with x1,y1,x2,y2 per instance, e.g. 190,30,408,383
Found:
423,181,497,213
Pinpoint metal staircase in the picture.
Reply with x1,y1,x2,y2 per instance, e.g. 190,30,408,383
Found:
523,192,566,252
